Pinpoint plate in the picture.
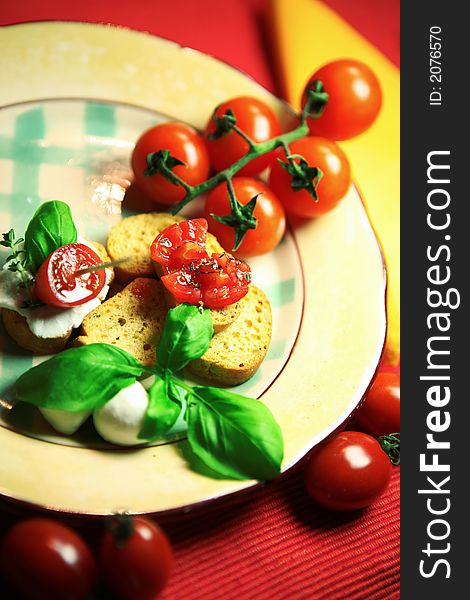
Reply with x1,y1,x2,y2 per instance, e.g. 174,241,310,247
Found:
0,22,386,515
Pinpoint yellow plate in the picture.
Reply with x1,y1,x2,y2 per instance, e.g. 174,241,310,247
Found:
0,22,386,515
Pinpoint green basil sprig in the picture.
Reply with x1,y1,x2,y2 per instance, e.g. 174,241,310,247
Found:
24,200,78,273
186,386,284,480
137,372,186,441
157,303,213,372
15,344,144,412
15,304,283,481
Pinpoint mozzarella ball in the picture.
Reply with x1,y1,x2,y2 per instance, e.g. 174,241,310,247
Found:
93,381,149,446
39,407,91,435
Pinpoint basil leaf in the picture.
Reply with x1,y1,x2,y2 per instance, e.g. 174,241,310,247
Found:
24,200,78,272
138,373,185,440
15,344,144,412
157,304,213,372
186,386,284,481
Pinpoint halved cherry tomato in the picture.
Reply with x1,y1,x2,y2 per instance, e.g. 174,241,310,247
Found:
99,516,173,600
151,219,251,309
150,218,208,268
304,431,392,511
268,136,351,218
34,243,106,308
204,177,286,257
162,253,250,308
355,371,400,437
0,518,97,600
131,122,210,206
204,97,281,176
302,59,382,140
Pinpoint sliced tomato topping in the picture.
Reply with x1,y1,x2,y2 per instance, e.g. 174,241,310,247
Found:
161,254,250,309
34,243,106,308
169,243,209,268
153,219,251,309
150,218,208,268
161,270,203,305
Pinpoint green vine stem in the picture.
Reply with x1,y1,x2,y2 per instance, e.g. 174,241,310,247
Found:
209,177,258,251
378,433,400,466
105,513,135,549
166,119,311,215
143,87,326,248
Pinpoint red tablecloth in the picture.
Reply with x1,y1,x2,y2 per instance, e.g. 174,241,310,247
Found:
0,1,400,598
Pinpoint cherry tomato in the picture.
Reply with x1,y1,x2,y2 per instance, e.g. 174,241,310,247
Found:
355,371,400,437
34,243,106,308
204,97,281,176
205,177,286,257
99,516,173,600
304,431,392,511
302,59,382,140
268,136,351,218
151,219,251,308
150,218,208,268
0,518,96,600
131,122,210,206
166,252,251,308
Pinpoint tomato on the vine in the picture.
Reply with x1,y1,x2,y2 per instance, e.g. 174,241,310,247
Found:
99,516,173,600
34,243,106,308
268,136,351,218
204,96,281,176
302,59,382,140
0,518,96,600
304,431,392,511
151,218,251,308
355,371,400,438
205,177,286,257
131,122,210,206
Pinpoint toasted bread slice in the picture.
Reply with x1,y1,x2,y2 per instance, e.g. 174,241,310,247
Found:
106,212,184,283
1,308,71,354
187,284,272,385
108,212,241,332
74,279,271,385
74,278,167,367
1,241,113,355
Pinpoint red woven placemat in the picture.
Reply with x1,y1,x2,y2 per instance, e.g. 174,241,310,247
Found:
159,465,400,599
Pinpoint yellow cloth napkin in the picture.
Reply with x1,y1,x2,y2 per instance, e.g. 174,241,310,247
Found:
269,0,400,365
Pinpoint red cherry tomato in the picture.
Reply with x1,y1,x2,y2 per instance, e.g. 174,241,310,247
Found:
150,218,208,268
205,177,286,257
131,122,210,206
304,431,392,511
302,59,382,140
99,516,173,600
268,136,351,218
355,371,400,437
151,219,251,308
204,97,281,176
0,518,96,600
34,243,106,308
161,253,250,308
